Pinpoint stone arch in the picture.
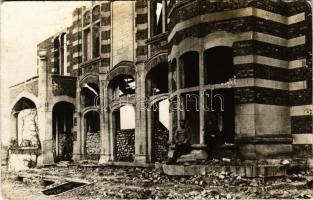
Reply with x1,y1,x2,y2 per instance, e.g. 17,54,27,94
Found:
110,104,136,162
80,73,99,86
82,109,101,160
10,92,39,112
49,96,75,111
10,96,38,146
145,53,168,73
82,106,100,116
107,66,135,84
145,60,169,96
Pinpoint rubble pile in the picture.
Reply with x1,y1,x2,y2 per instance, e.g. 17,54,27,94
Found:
2,163,313,199
152,122,169,162
115,129,135,162
86,132,101,160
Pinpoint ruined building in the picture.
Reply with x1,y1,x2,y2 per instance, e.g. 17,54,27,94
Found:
9,0,313,168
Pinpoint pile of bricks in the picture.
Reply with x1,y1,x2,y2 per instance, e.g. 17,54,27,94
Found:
115,129,135,162
86,131,101,160
153,122,169,162
57,133,67,158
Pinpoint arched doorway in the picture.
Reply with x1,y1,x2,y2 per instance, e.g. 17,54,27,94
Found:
112,105,135,162
11,97,37,147
150,98,170,162
52,101,74,162
145,62,170,162
83,110,101,160
179,51,200,144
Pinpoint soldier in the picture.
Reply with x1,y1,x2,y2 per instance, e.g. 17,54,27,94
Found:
166,120,191,165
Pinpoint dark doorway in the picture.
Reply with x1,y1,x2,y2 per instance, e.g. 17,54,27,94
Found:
52,102,74,162
205,88,235,143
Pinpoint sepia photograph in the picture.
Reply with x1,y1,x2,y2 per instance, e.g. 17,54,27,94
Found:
0,0,313,199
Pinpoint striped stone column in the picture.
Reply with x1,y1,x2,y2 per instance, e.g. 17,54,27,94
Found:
71,7,84,75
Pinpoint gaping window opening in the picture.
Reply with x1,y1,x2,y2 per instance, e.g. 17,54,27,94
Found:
150,0,166,36
92,23,100,58
180,51,199,88
110,75,136,100
83,7,101,62
146,63,169,96
60,33,67,75
204,46,234,84
81,83,100,107
83,28,92,61
53,33,67,75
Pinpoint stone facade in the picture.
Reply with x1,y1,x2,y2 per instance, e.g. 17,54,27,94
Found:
9,0,313,167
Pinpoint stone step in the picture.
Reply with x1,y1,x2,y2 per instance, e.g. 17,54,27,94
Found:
162,164,288,177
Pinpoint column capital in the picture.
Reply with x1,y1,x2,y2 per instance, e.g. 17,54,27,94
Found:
38,49,48,60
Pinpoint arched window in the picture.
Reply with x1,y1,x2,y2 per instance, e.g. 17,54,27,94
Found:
150,0,167,36
53,38,60,74
53,33,67,75
179,51,199,88
83,6,101,61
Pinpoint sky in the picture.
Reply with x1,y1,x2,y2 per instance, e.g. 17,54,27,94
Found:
0,1,90,145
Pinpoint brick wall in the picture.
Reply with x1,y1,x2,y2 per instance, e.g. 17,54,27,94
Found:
9,78,38,102
114,129,135,162
152,122,169,162
86,131,101,160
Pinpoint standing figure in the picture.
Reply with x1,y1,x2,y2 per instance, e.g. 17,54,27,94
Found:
166,120,191,165
204,113,223,160
62,130,73,161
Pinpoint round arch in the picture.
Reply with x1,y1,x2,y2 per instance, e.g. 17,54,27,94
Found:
145,53,168,73
80,74,99,86
107,67,135,84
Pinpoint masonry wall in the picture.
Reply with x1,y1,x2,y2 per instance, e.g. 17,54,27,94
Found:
114,129,135,162
112,1,135,67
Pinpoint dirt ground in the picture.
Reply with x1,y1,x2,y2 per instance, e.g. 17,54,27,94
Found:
1,164,313,200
